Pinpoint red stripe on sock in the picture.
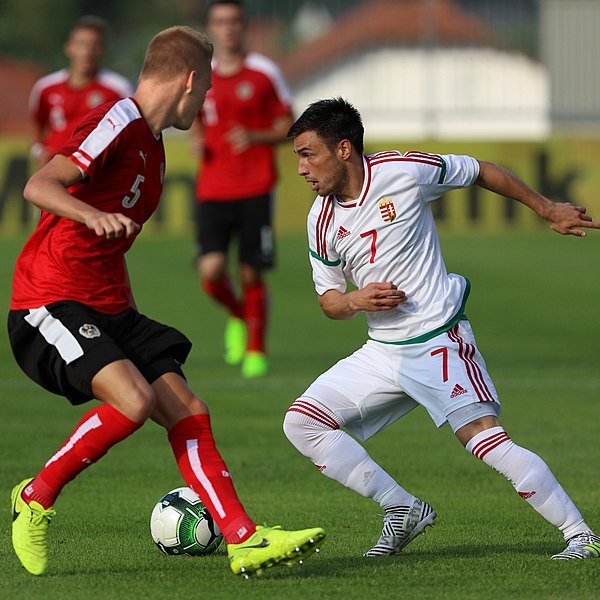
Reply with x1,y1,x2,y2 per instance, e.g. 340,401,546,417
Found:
472,432,511,460
288,400,340,430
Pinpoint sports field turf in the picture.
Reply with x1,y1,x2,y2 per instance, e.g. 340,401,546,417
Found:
1,231,598,599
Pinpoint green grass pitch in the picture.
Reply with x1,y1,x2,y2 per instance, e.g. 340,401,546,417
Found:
0,231,599,599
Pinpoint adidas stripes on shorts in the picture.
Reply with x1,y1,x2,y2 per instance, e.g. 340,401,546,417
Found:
301,319,501,442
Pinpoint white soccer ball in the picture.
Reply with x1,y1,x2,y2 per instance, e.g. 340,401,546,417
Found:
150,487,223,556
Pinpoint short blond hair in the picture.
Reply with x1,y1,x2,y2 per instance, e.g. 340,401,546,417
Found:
140,26,213,81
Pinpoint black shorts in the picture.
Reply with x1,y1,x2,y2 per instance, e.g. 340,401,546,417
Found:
195,193,275,270
7,301,192,406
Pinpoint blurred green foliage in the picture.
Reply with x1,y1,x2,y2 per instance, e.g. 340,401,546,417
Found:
0,0,206,79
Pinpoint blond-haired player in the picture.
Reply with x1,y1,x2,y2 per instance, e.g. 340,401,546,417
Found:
10,27,324,579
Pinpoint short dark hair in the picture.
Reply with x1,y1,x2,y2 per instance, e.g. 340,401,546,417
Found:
70,15,109,40
206,0,244,20
288,98,364,155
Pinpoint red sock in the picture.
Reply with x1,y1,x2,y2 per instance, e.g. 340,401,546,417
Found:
202,275,244,319
23,404,142,509
168,414,256,544
243,281,268,353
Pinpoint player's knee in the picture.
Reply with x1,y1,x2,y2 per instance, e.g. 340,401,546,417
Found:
283,397,340,449
124,384,157,423
282,408,302,446
198,253,227,281
464,425,514,466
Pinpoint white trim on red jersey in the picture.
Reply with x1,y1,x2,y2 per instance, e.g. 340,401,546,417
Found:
244,52,293,108
95,69,134,98
28,68,133,114
29,68,69,113
70,98,141,174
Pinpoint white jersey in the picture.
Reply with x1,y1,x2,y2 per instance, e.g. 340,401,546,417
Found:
307,151,480,343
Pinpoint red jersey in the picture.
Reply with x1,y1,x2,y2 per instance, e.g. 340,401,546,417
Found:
196,52,292,201
11,97,165,314
30,68,133,158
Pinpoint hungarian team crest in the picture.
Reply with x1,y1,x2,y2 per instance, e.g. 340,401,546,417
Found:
378,196,396,222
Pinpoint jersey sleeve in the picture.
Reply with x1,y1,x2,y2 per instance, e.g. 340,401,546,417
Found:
403,151,480,202
267,64,292,117
59,102,130,179
97,69,135,98
29,80,48,127
307,197,347,295
246,53,292,117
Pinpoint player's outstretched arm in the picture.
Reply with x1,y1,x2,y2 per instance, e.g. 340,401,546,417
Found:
475,160,600,237
24,155,140,239
319,283,407,320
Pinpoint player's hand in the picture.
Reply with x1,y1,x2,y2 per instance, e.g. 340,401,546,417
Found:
85,212,140,239
226,124,252,153
544,202,600,237
351,282,407,312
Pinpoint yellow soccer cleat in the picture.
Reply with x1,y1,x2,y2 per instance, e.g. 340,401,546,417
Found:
228,525,326,577
224,317,246,365
241,351,269,378
11,478,56,576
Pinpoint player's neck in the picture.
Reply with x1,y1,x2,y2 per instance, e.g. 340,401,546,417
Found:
214,47,244,76
68,69,97,89
336,157,365,203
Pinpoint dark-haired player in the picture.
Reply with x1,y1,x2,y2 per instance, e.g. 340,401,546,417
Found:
284,97,599,560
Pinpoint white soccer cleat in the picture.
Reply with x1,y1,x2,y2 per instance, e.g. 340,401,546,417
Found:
364,498,436,557
551,532,600,560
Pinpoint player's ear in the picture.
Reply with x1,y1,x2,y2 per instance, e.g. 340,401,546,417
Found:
337,139,353,161
184,70,197,94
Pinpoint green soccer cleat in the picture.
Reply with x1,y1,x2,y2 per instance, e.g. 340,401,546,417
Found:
241,351,269,378
228,525,326,578
224,318,246,365
11,478,56,576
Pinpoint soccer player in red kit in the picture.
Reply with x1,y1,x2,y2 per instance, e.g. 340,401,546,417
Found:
29,16,133,169
9,26,324,578
191,0,294,378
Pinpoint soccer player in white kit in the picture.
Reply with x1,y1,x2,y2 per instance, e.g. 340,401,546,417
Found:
283,98,600,560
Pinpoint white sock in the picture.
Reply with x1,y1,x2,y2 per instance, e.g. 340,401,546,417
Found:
283,399,414,510
466,426,588,540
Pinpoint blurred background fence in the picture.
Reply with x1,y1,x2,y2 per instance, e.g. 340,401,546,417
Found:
1,0,599,235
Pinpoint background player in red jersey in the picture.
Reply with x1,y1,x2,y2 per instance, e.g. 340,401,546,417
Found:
29,15,133,169
9,25,324,578
191,0,294,378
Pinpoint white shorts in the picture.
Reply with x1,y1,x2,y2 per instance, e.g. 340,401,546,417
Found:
302,320,501,442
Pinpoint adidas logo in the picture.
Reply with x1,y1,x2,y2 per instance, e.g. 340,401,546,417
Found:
518,491,536,500
450,383,468,398
337,226,351,240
